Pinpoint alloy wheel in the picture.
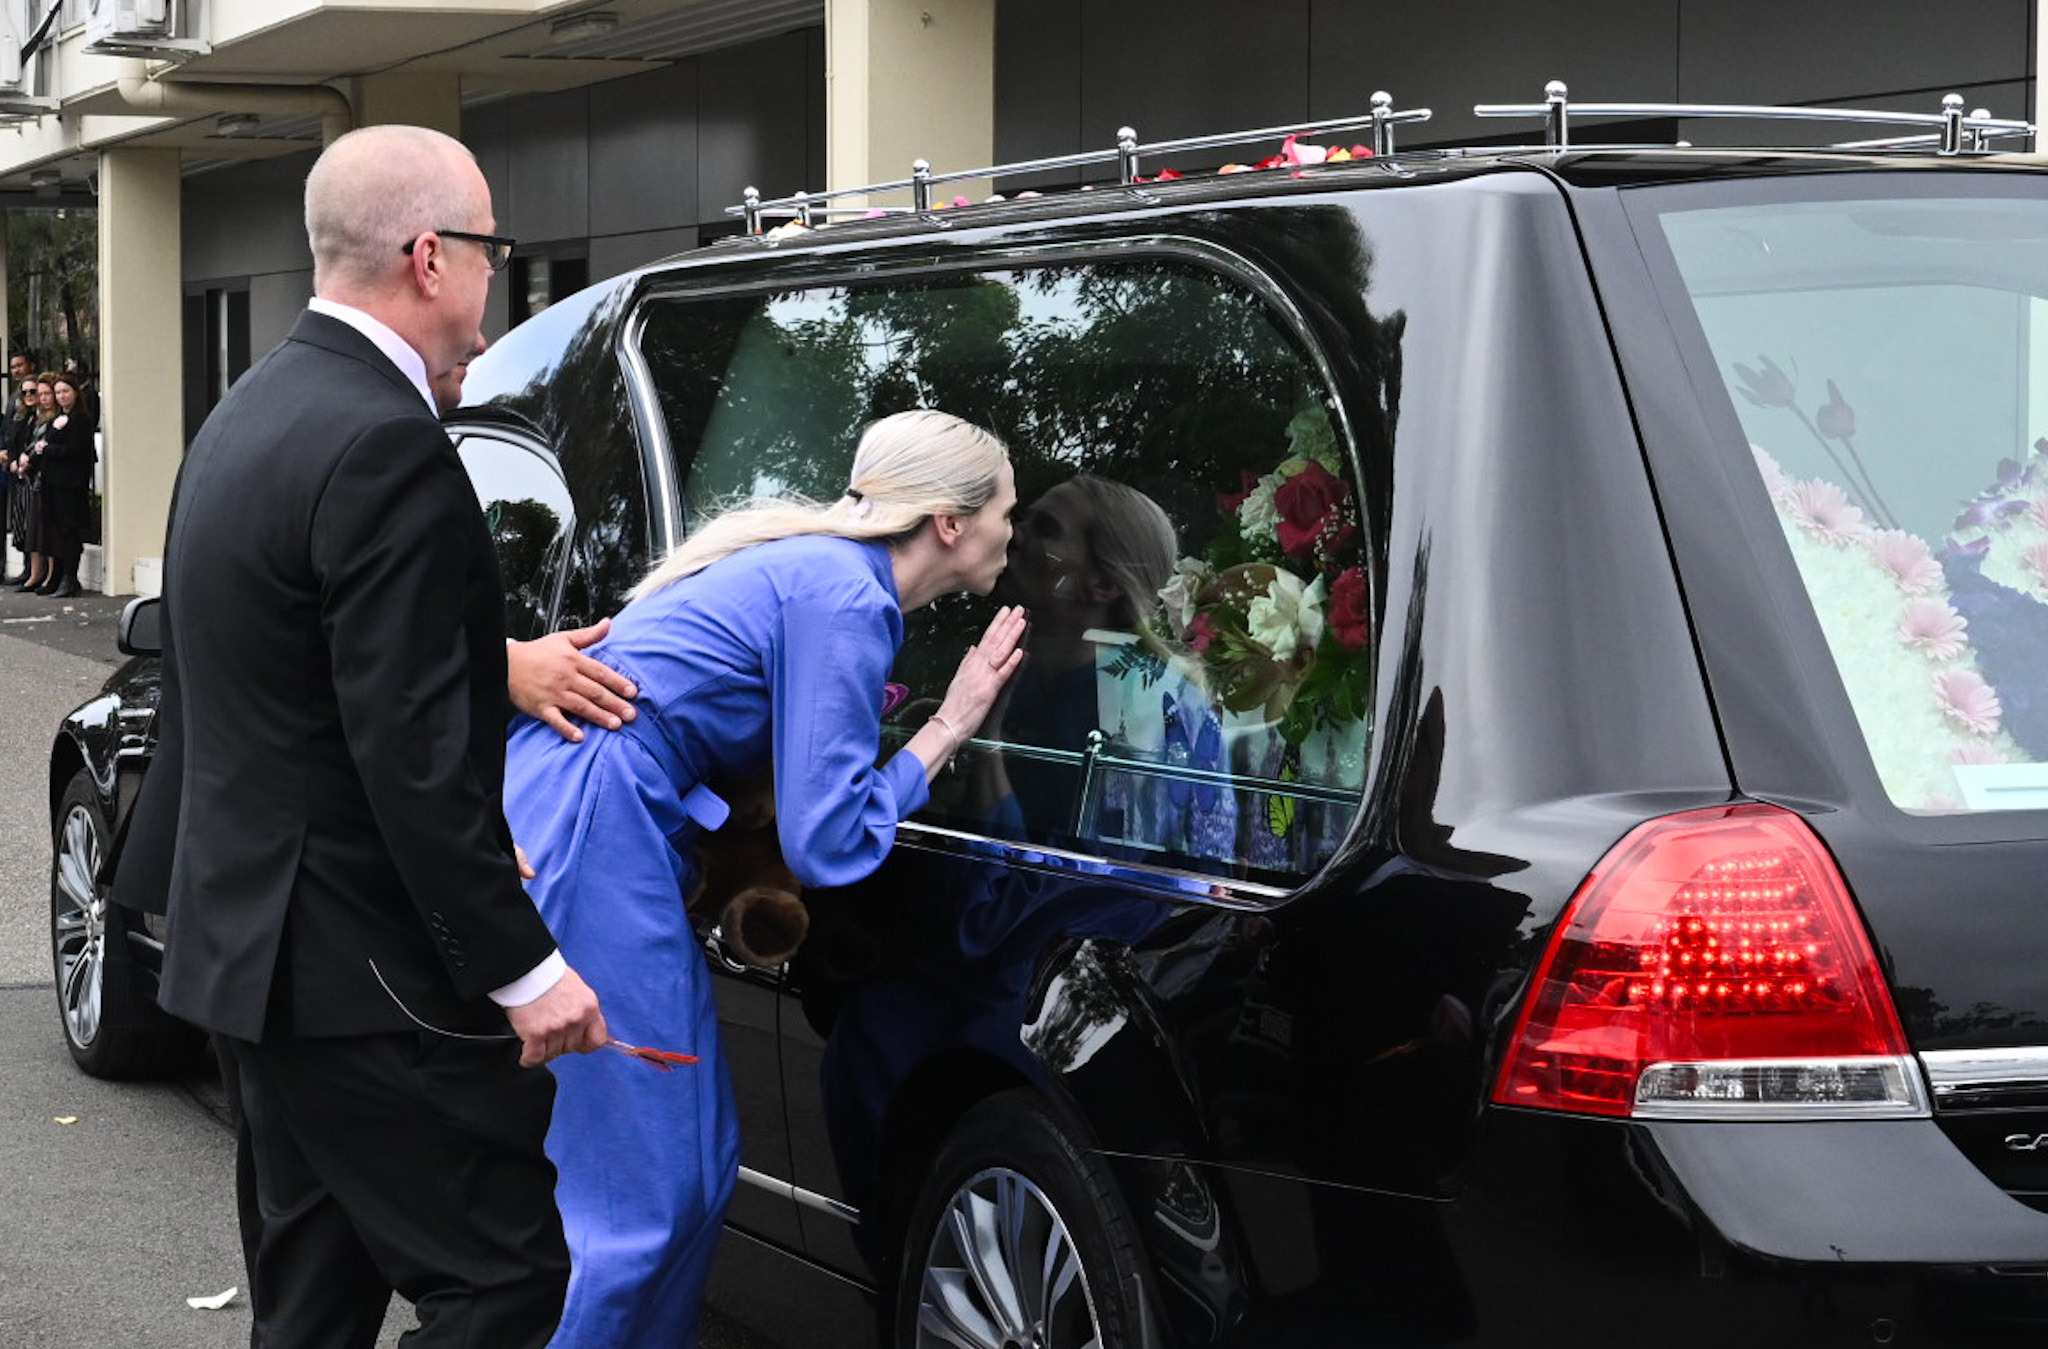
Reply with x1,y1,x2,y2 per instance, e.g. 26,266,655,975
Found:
914,1167,1102,1349
52,801,106,1050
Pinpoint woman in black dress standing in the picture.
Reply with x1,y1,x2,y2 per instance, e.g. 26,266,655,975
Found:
12,375,56,592
29,370,95,597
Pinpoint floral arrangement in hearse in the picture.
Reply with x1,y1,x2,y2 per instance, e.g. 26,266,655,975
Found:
1734,355,2048,809
1154,401,1372,749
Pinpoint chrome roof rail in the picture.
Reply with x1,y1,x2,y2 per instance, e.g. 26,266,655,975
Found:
722,80,2039,242
1475,81,2033,154
727,91,1433,237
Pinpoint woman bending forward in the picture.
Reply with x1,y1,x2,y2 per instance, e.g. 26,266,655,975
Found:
503,409,1024,1348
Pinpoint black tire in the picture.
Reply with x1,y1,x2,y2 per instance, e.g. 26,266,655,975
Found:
896,1090,1157,1349
50,769,208,1079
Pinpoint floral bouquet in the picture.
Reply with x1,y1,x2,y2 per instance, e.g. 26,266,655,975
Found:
1156,402,1371,746
1145,402,1374,871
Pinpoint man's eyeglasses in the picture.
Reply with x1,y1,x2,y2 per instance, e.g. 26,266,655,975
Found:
401,229,515,274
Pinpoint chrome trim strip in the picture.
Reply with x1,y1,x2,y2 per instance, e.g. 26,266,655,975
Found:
881,726,1363,805
617,305,688,555
736,1166,860,1223
895,821,1287,907
1922,1047,2048,1110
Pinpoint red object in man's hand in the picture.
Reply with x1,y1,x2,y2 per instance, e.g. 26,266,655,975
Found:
603,1039,699,1071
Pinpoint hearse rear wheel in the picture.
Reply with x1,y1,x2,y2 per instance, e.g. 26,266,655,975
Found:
897,1090,1154,1349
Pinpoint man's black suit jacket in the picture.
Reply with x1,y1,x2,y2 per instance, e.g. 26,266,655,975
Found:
152,309,555,1042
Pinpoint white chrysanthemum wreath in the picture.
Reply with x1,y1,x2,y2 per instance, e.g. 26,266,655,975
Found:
1756,444,2022,809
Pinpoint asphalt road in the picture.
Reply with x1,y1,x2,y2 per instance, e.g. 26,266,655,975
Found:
0,580,768,1348
0,584,280,1348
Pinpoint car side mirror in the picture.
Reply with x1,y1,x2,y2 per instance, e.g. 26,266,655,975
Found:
117,596,162,657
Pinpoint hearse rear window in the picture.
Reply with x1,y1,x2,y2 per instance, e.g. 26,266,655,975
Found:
639,260,1370,883
1655,188,2048,813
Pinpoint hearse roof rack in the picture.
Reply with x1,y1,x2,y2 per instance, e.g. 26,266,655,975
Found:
725,81,2038,240
1476,81,2034,153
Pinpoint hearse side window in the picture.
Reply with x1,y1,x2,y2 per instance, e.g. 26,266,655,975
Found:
637,260,1369,883
453,432,575,640
1651,188,2048,814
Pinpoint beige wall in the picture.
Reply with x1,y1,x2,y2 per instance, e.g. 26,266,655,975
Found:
827,0,994,205
97,147,184,597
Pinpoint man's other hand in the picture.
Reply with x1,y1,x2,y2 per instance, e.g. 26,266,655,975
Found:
506,618,638,742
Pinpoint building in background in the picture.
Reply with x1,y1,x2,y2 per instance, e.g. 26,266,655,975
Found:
0,0,2033,594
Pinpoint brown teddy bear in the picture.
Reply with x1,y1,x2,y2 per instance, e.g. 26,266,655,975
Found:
686,685,913,969
686,765,809,969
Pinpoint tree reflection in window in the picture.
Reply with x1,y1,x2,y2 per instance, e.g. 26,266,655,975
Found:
457,435,575,640
639,258,1375,882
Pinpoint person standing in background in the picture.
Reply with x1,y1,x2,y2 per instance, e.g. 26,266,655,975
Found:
11,373,55,593
0,350,31,582
27,370,95,597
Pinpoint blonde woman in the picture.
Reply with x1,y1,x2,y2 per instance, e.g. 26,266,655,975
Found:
502,409,1025,1348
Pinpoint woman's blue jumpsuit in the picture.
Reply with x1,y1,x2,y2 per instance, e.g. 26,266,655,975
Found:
502,535,932,1348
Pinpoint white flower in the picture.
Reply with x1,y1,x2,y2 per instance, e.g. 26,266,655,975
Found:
1237,471,1284,541
1157,557,1208,632
1246,571,1325,659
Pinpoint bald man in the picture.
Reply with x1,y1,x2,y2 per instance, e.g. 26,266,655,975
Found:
151,125,605,1349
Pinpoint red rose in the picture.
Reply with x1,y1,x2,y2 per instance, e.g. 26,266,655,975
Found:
1329,567,1369,651
1188,611,1217,655
1274,461,1349,559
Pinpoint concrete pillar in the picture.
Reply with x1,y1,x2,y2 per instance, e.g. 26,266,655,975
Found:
826,0,994,206
352,72,461,136
97,147,183,597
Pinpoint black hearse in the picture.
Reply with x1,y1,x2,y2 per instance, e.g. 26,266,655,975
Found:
51,87,2048,1347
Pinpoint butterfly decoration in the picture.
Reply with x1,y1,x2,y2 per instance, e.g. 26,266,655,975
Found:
881,682,910,718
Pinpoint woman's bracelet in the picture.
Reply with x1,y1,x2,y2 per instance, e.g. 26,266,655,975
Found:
927,711,965,766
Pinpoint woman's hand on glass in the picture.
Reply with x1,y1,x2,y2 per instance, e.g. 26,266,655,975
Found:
939,604,1029,739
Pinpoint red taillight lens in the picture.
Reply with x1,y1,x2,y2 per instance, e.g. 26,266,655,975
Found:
1493,803,1917,1118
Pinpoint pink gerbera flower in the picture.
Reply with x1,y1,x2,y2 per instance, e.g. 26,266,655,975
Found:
2024,542,2048,593
1898,598,1968,661
1951,743,2009,766
1788,479,1868,545
1867,530,1941,594
2028,496,2048,532
1750,445,1791,502
1933,669,2002,735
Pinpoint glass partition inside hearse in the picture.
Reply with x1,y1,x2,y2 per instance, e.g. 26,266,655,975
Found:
637,256,1372,888
1640,180,2048,815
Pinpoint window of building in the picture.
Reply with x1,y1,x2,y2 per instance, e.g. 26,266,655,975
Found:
182,284,250,444
452,430,576,639
511,250,590,325
638,258,1370,884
